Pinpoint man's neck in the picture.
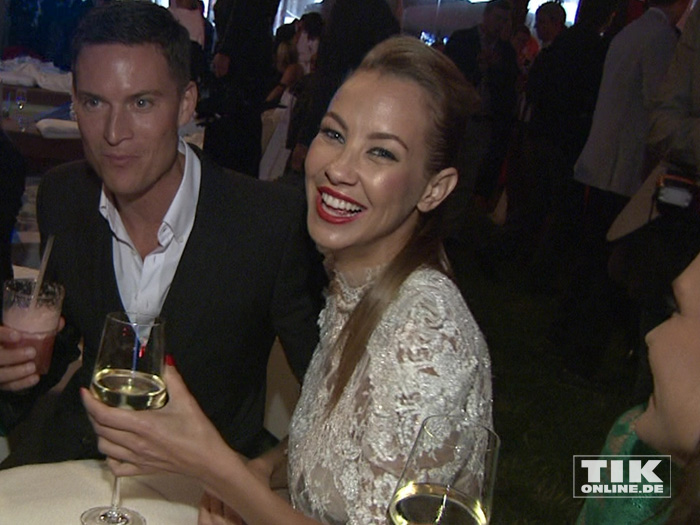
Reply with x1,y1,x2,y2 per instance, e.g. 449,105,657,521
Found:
108,154,185,259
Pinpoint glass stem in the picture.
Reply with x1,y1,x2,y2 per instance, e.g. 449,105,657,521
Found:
110,476,121,510
101,475,128,524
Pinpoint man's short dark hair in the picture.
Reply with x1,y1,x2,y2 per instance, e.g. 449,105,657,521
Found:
536,1,567,25
71,0,191,91
484,0,513,14
300,12,324,40
650,0,687,6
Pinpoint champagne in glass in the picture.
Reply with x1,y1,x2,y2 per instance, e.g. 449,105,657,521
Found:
81,312,167,525
387,415,499,525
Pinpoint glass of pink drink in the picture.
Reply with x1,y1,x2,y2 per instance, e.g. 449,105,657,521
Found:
2,279,65,375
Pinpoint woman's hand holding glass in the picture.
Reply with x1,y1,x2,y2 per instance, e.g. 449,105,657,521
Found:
81,312,168,525
82,362,227,480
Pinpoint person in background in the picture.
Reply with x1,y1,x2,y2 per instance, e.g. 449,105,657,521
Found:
295,12,323,76
510,24,538,78
0,0,323,469
576,0,688,203
203,0,280,176
0,129,25,287
649,1,700,168
568,0,690,381
265,38,304,107
513,0,611,286
0,0,7,58
82,35,492,525
609,0,700,401
284,0,400,177
444,0,518,210
577,251,700,524
169,0,210,87
170,0,205,49
532,0,566,47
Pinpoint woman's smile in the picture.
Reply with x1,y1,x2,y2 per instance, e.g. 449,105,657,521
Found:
316,187,366,224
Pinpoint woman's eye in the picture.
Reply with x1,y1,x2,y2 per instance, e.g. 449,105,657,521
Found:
370,148,397,161
320,127,343,142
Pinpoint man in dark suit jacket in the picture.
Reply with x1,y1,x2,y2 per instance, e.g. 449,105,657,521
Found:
444,0,518,205
0,130,26,288
202,0,281,176
0,1,323,468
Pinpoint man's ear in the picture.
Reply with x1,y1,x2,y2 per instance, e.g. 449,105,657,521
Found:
178,81,198,127
417,167,458,213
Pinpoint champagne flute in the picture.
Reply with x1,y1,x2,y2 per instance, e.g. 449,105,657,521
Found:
81,312,167,525
15,88,27,131
387,414,500,525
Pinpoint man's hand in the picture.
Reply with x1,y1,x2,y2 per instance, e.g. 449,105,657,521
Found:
212,53,231,78
0,326,39,391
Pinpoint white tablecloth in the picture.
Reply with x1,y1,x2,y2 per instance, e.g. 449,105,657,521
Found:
0,460,203,524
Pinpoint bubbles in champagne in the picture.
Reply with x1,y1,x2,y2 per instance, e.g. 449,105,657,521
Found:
388,482,487,525
91,368,167,410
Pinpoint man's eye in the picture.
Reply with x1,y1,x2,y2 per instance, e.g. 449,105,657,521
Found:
135,98,152,109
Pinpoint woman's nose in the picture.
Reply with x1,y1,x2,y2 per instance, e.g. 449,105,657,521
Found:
324,147,359,185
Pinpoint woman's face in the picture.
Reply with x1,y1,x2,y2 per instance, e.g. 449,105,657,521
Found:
637,253,700,460
304,71,447,275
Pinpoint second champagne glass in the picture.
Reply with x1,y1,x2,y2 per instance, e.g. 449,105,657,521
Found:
387,414,500,525
81,312,167,525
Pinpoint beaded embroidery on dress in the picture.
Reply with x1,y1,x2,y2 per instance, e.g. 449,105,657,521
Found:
287,266,492,524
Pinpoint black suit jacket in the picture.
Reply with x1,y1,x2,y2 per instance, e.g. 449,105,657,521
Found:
0,130,26,287
444,25,518,120
0,150,324,466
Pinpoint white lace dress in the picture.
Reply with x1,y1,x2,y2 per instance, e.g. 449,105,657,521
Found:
287,266,492,524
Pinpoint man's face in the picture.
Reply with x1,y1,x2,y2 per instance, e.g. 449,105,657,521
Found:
482,7,510,40
72,43,196,203
535,13,561,45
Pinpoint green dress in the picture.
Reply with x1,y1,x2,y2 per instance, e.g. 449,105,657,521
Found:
577,405,678,525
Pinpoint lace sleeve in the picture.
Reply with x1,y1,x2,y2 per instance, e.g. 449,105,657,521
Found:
347,271,492,524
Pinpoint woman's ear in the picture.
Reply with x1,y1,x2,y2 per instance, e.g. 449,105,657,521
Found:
417,167,458,213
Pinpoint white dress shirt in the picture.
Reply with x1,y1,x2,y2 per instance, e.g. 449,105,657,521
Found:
99,139,201,320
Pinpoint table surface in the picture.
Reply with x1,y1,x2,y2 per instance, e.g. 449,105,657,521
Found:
2,86,84,175
0,459,203,524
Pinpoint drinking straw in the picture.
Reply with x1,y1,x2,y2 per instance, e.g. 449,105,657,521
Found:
29,235,55,309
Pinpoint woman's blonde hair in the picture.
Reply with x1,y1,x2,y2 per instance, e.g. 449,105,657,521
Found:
328,35,480,407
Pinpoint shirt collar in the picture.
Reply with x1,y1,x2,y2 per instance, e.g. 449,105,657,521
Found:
162,139,200,244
